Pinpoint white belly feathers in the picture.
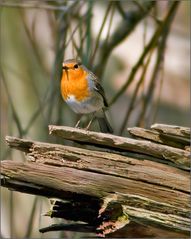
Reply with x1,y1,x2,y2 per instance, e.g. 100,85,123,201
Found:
65,93,104,114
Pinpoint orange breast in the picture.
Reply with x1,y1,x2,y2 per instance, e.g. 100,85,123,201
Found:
61,68,90,101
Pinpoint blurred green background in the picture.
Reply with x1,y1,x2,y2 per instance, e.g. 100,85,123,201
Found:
0,1,190,238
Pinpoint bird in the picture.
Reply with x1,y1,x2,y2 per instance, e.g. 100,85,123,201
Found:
60,59,113,133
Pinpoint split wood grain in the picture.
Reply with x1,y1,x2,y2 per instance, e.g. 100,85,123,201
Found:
5,137,189,193
151,124,190,138
127,127,188,149
49,125,190,169
1,160,189,233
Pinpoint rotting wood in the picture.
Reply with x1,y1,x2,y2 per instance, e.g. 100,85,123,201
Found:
49,125,190,169
1,160,190,234
127,127,188,149
5,137,189,193
151,124,190,138
1,124,190,237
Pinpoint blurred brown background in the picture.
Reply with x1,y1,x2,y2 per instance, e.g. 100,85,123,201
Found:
0,1,190,238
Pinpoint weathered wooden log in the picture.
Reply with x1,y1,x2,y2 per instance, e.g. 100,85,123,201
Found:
1,160,189,234
1,128,190,236
1,124,190,237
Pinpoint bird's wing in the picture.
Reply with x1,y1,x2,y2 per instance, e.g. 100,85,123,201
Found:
88,71,109,108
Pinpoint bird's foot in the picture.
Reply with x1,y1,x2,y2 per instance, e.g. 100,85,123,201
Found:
75,119,81,128
85,116,95,131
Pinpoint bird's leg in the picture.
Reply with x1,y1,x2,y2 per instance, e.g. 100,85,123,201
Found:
75,115,82,128
85,114,95,130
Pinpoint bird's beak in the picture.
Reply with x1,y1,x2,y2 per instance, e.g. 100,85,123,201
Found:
65,68,69,81
63,66,69,80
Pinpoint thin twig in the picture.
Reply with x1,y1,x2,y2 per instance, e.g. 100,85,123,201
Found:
115,1,127,19
109,1,180,107
94,1,155,77
104,2,116,51
21,10,49,76
136,2,180,127
151,59,164,124
119,50,154,135
133,0,162,25
90,2,112,65
20,11,49,127
9,191,14,238
25,197,39,238
46,12,68,121
0,1,76,11
0,70,23,137
78,13,84,58
84,1,93,66
65,13,88,49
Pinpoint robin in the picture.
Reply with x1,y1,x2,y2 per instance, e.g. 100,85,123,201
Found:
60,59,113,133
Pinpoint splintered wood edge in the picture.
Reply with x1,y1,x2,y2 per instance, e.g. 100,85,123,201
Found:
5,136,34,153
151,124,190,138
127,127,189,148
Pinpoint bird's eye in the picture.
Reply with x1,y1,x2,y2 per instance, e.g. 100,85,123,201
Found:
74,64,78,69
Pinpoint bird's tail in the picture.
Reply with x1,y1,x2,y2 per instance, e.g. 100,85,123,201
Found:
96,111,113,134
